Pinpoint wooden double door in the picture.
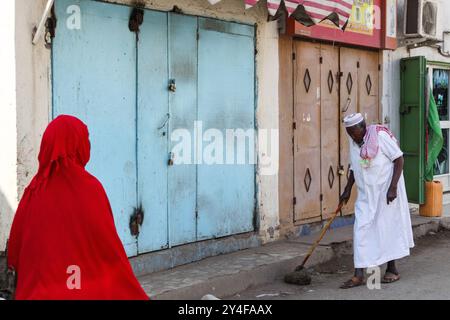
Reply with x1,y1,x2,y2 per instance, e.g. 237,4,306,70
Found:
293,41,380,223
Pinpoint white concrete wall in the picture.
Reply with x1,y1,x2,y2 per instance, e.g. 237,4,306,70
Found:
0,0,280,250
0,0,18,252
0,0,52,252
255,21,280,241
15,0,52,199
382,0,450,137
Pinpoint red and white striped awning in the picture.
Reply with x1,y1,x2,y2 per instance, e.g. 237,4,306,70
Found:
208,0,354,30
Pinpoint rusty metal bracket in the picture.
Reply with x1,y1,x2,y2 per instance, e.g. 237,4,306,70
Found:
129,204,144,237
32,0,55,45
171,5,184,14
129,8,144,34
44,12,57,49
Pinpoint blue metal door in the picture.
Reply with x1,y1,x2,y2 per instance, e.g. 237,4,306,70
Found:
136,10,169,253
137,12,199,252
196,18,256,239
53,0,256,256
166,13,198,246
52,0,138,256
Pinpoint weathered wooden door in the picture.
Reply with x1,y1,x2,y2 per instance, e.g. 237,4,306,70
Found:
53,0,139,256
339,47,359,216
339,48,380,215
320,45,340,219
359,50,380,125
293,42,380,222
293,42,340,222
293,42,322,222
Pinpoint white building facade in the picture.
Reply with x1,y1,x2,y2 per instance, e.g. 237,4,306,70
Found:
0,0,281,263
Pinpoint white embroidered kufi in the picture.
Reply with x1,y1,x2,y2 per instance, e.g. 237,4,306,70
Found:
343,113,364,128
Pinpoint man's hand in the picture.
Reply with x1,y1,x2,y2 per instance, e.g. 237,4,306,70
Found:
339,188,351,205
340,170,355,206
387,185,398,204
387,156,403,205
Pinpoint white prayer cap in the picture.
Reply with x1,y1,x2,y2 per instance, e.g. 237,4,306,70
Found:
343,113,364,128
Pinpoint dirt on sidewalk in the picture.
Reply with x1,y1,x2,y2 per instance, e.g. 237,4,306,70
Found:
227,230,450,300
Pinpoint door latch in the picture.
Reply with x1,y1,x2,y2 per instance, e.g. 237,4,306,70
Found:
169,79,176,92
129,204,144,237
168,152,175,166
342,97,351,113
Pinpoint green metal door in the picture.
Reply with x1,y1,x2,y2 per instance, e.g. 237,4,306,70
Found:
400,56,426,204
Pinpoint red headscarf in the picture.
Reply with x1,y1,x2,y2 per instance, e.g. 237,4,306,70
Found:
7,115,149,300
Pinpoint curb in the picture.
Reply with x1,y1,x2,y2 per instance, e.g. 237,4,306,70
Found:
153,245,334,300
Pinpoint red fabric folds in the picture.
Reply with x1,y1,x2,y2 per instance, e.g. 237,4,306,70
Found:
7,115,149,300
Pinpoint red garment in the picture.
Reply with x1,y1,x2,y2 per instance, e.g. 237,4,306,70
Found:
7,115,149,300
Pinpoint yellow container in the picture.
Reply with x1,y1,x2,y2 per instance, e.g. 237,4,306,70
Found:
419,181,443,217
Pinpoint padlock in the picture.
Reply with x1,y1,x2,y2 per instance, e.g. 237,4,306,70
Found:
169,79,176,92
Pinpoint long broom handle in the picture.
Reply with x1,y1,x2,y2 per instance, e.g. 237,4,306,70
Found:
299,202,344,268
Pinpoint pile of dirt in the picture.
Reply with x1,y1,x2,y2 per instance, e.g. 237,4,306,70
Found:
312,254,354,275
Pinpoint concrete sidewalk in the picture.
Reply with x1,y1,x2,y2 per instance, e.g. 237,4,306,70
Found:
138,213,450,300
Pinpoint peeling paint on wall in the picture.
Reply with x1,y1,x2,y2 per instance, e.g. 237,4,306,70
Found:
0,0,281,252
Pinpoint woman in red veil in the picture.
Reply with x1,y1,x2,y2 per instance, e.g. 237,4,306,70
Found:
7,115,149,300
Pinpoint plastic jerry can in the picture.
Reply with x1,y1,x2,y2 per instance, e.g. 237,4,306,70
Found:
419,181,443,217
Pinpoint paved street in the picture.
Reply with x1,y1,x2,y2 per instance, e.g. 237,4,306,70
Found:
227,231,450,300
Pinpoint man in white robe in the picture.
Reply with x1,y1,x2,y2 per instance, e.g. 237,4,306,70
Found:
339,113,414,289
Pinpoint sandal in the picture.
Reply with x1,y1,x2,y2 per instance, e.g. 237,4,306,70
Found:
340,277,366,289
381,272,400,284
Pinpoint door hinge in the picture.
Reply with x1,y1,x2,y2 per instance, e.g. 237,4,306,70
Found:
357,61,360,68
293,122,297,130
129,204,144,237
129,8,144,34
293,197,297,205
32,0,56,46
320,56,323,64
292,52,296,60
197,30,200,41
320,194,323,202
43,11,57,49
378,64,381,71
